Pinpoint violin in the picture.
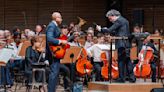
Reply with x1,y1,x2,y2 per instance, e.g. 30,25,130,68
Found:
133,46,154,78
36,37,46,53
76,48,93,76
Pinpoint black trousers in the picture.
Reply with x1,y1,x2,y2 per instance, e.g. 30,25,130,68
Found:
59,64,70,89
117,47,135,81
150,61,156,82
93,62,103,81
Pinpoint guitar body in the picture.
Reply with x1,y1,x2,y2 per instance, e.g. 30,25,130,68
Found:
50,35,70,59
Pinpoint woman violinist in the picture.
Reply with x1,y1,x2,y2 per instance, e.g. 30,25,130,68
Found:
25,37,46,92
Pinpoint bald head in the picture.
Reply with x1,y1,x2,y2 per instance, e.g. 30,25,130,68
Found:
52,12,62,25
52,12,61,19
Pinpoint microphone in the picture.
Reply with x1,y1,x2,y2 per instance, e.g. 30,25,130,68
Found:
93,22,98,26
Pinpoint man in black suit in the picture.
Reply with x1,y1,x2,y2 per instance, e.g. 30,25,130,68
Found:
46,12,67,92
97,9,135,83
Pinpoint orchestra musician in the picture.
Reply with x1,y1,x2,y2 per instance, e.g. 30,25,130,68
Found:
132,25,143,54
96,9,136,83
35,25,44,36
87,33,105,81
68,31,82,47
58,25,71,91
45,12,67,92
139,33,158,82
67,31,81,83
84,32,94,50
0,30,14,90
25,37,46,92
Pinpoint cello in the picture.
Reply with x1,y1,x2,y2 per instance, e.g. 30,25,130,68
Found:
133,46,154,78
76,48,93,76
100,51,119,80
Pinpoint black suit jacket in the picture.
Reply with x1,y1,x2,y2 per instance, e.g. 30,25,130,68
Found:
102,16,131,49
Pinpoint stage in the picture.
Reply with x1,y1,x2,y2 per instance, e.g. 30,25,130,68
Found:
88,80,164,92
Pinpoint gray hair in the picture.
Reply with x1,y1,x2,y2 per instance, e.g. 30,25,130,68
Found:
142,32,150,39
106,9,121,17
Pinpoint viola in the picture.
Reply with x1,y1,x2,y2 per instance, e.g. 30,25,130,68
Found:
100,51,119,80
133,46,154,78
76,48,93,76
50,35,70,59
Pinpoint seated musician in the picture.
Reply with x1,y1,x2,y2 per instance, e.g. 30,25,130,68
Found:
67,31,82,82
84,32,94,49
58,25,71,91
67,22,75,36
4,31,24,83
87,33,105,81
68,31,82,47
132,25,143,53
154,29,161,36
25,37,46,91
35,25,44,36
0,31,15,90
140,33,158,82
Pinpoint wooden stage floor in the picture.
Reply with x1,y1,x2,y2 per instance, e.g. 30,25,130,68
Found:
88,79,164,92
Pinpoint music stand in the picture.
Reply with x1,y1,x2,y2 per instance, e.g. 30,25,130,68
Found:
60,46,82,84
17,41,31,57
130,46,138,60
60,46,82,64
78,38,86,46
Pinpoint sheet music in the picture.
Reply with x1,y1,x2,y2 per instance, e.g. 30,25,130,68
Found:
0,48,14,64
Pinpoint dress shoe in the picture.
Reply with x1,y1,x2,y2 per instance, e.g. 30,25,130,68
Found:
114,78,125,83
129,78,136,83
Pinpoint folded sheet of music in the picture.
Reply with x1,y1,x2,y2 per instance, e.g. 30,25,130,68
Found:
0,48,14,64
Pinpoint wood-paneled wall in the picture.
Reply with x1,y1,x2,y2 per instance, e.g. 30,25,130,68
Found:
122,0,164,33
1,0,163,33
0,0,107,30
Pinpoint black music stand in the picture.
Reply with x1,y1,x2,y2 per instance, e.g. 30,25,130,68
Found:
109,39,113,83
60,46,81,82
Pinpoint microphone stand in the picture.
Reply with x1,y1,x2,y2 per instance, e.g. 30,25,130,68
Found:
109,38,112,83
70,53,74,90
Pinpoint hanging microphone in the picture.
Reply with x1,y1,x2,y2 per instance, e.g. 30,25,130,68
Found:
93,22,98,26
67,35,74,42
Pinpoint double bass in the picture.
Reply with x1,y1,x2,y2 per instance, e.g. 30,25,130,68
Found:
100,51,119,80
76,48,93,76
133,46,154,78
